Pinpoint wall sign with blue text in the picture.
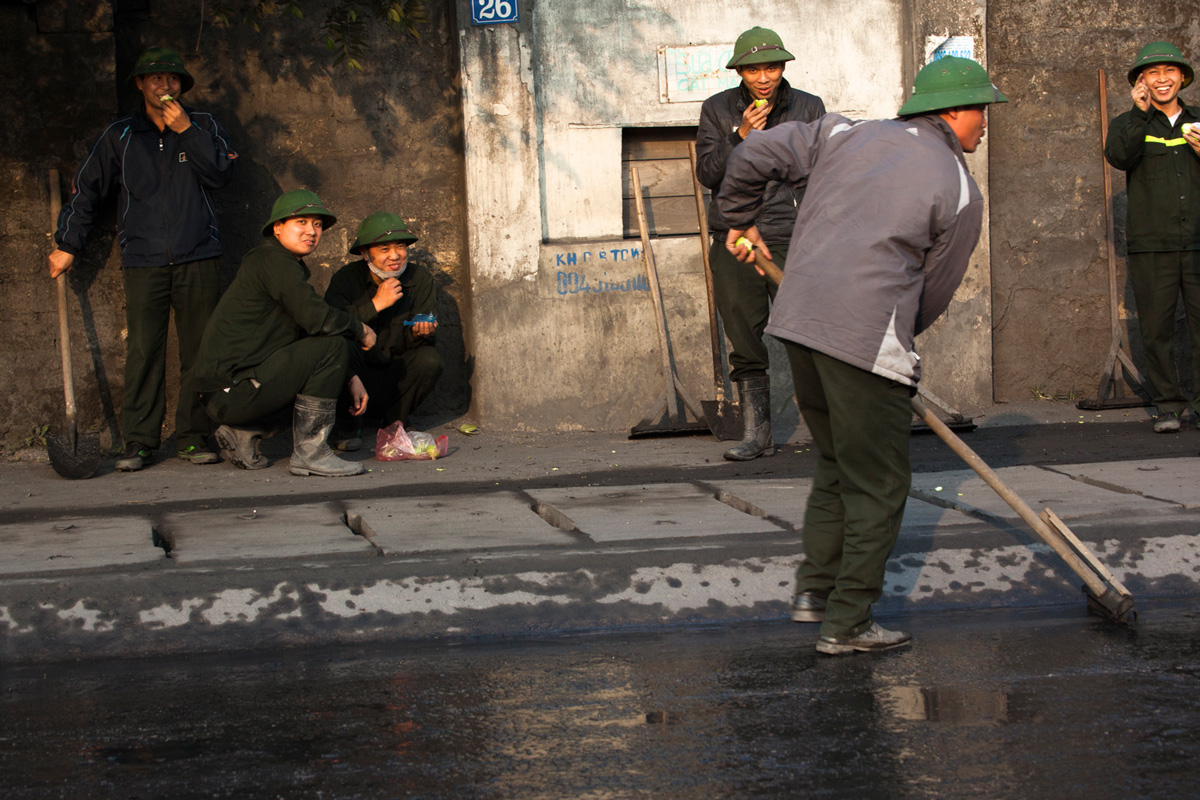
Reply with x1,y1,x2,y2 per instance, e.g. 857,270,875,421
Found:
471,0,518,25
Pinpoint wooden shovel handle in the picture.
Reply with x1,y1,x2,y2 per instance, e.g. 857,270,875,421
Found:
50,169,77,427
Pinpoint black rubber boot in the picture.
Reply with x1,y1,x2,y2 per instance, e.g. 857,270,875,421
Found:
214,425,268,470
289,395,364,477
724,377,774,461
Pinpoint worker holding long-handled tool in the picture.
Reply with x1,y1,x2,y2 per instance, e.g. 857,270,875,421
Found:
718,57,1007,655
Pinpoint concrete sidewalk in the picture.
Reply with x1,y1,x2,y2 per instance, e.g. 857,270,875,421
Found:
2,400,1198,663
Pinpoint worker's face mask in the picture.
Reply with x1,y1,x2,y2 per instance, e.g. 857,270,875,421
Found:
366,242,408,280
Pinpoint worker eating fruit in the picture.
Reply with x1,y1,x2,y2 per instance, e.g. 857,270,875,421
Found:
1104,41,1200,434
49,47,237,471
324,212,443,451
695,27,826,461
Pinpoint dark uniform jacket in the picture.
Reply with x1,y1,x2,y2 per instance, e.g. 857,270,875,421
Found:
192,238,364,392
55,105,236,267
325,260,438,373
695,78,825,245
1105,99,1200,253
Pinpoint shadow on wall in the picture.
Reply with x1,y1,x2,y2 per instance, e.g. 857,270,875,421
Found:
33,0,472,448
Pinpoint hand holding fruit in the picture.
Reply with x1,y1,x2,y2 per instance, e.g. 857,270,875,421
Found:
160,94,191,134
738,97,771,139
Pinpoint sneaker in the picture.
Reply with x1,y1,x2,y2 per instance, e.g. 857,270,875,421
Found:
115,442,152,472
177,445,219,465
1153,412,1181,433
816,622,911,655
790,592,826,623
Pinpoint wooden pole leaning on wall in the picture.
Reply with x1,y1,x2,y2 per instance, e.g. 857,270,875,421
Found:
629,165,709,438
1077,67,1152,410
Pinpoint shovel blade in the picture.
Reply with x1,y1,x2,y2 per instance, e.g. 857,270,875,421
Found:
46,429,102,480
701,399,742,441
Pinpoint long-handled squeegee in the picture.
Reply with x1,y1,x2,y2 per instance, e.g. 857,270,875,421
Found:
749,248,1135,623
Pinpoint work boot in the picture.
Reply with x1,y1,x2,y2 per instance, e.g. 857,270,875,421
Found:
1153,411,1181,433
790,592,826,623
289,394,364,477
115,442,153,472
214,424,269,470
724,377,774,461
816,622,911,655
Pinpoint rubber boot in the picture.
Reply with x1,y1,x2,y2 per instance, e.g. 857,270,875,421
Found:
724,377,774,461
289,395,365,477
214,425,269,470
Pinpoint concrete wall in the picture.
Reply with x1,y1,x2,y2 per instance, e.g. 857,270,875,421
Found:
8,1,1179,449
458,0,997,431
988,1,1200,403
0,0,470,454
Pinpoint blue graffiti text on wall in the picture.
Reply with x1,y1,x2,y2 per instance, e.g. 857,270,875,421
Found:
556,270,650,295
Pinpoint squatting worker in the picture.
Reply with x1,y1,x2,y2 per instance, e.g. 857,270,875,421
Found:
49,47,236,471
718,57,1007,655
1104,42,1200,434
695,27,826,461
324,212,443,451
192,190,376,477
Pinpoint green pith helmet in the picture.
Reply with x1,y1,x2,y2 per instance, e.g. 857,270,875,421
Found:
127,47,195,94
260,190,337,237
725,27,796,69
897,56,1008,116
349,212,419,254
1127,41,1194,88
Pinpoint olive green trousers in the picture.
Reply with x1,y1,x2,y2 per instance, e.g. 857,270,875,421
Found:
785,343,913,639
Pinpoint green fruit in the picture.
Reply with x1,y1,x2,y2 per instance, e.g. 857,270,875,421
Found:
754,99,767,107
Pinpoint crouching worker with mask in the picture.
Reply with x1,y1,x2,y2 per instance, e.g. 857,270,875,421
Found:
324,212,443,451
192,190,376,476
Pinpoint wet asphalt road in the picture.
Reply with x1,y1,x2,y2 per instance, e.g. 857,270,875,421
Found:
3,602,1199,799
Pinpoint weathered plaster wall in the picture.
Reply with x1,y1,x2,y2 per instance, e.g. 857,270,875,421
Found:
988,1,1200,403
459,0,994,431
905,0,995,411
0,0,470,453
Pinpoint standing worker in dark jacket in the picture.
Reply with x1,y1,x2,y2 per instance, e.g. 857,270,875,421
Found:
1104,42,1200,433
719,57,1006,654
192,190,376,478
49,47,237,471
324,212,443,450
695,27,825,460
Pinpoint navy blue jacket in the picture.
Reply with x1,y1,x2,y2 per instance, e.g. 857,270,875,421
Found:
55,105,236,267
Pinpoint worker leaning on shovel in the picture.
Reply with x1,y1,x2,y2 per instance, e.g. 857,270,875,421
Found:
49,47,237,472
718,58,1007,655
1104,42,1200,434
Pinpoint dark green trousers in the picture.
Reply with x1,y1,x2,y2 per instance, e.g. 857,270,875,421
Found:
709,238,788,382
1128,250,1200,415
346,345,444,426
785,343,913,639
203,336,352,426
122,259,221,450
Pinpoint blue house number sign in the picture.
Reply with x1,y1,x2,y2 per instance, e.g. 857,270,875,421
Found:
471,0,518,25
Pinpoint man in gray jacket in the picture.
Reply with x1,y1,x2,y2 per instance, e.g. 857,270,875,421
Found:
718,57,1007,654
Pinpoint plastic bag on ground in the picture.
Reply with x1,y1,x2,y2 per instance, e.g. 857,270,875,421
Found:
374,420,449,461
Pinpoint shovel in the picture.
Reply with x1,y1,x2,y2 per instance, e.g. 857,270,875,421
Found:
45,168,101,479
687,142,740,440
